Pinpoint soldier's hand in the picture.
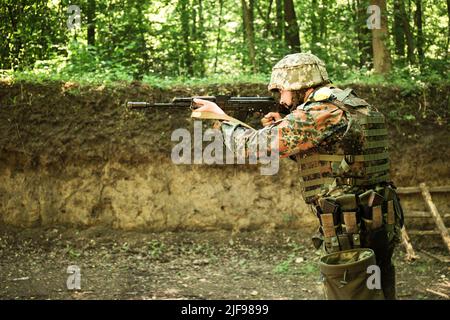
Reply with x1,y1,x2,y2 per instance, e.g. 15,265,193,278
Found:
261,112,282,127
192,98,226,115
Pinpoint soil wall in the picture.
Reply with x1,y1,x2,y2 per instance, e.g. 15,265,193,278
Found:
0,81,448,231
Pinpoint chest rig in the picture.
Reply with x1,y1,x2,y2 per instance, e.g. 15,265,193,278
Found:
295,87,396,253
296,87,390,201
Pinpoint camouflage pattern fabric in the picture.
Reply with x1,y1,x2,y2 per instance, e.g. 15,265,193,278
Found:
268,53,330,91
220,98,346,159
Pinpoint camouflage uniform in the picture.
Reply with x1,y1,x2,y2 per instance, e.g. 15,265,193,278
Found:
218,53,404,300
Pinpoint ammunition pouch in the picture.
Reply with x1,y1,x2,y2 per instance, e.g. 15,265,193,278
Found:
319,248,385,300
314,185,404,254
317,194,361,253
383,184,404,244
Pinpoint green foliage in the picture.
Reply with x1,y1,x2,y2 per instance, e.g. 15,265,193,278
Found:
274,241,319,275
0,0,448,87
298,262,318,275
273,253,319,275
274,258,293,274
120,242,130,252
65,244,82,258
147,240,165,258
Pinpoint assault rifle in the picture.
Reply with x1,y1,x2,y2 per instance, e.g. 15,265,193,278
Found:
126,95,290,122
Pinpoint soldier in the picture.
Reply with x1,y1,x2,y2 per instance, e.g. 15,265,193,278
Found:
192,53,404,300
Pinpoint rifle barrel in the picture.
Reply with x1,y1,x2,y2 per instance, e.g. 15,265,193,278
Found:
126,96,284,113
127,102,184,109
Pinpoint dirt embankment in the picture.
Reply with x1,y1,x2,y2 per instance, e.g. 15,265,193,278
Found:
0,81,448,231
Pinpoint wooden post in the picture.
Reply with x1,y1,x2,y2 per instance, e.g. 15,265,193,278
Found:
420,183,450,253
401,227,419,261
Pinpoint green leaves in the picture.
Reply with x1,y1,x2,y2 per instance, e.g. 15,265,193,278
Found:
1,0,448,84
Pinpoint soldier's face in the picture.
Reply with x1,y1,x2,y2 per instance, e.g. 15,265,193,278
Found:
279,90,294,107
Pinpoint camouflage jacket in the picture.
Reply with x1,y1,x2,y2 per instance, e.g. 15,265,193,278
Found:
220,87,347,159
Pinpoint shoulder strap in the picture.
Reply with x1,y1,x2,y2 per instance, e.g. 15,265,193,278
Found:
332,88,370,108
333,88,353,102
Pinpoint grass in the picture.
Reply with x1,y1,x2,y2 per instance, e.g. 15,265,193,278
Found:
65,244,82,258
0,68,269,89
412,260,431,274
298,262,319,275
274,257,319,276
147,240,165,258
274,242,319,275
2,65,448,92
274,259,292,274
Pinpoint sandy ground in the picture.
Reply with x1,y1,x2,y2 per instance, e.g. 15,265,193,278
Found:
0,225,448,300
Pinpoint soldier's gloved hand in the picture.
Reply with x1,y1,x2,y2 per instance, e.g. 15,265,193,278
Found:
192,98,226,115
261,112,282,127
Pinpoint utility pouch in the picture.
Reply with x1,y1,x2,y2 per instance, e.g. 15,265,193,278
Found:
320,213,340,253
384,185,404,244
372,205,383,229
338,234,352,251
319,248,385,300
358,189,373,221
319,198,340,253
358,190,384,232
336,194,360,248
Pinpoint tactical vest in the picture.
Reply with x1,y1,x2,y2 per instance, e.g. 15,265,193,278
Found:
296,87,390,204
295,87,403,254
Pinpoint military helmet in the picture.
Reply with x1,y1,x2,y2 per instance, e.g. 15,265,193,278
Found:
268,53,330,92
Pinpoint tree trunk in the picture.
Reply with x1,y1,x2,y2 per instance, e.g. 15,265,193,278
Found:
192,6,197,37
87,0,95,46
134,1,149,79
275,0,284,42
284,0,301,52
266,0,274,37
214,0,224,73
398,0,416,64
414,0,424,65
255,0,274,38
310,0,319,52
9,3,24,70
447,0,450,58
319,0,328,40
197,0,206,76
393,0,405,56
242,0,257,72
6,4,17,69
370,0,391,74
179,0,194,76
356,0,372,68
